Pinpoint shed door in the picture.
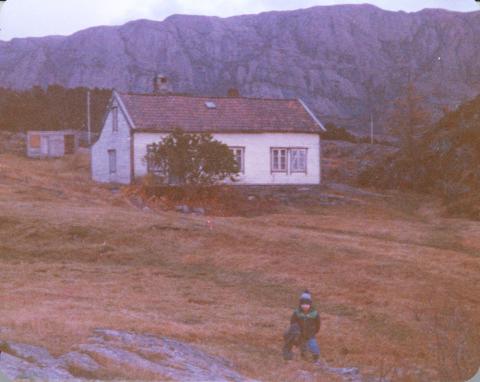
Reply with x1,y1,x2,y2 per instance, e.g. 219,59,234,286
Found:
64,135,75,154
29,134,40,149
40,136,49,156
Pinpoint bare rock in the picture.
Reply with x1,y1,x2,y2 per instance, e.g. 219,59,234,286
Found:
78,342,171,378
323,365,362,382
83,329,254,381
60,351,101,374
7,342,58,367
175,205,191,214
192,207,206,215
0,329,255,381
0,351,77,381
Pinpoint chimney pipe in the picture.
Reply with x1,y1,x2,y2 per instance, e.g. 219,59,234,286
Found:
153,74,171,95
227,88,240,97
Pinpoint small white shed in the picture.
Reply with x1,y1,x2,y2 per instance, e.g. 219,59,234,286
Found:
27,130,79,158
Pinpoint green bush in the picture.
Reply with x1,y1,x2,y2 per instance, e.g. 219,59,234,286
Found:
145,128,239,186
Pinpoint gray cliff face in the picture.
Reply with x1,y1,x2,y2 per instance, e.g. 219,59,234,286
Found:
0,4,479,132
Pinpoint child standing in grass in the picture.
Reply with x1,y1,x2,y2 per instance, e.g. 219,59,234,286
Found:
283,290,321,363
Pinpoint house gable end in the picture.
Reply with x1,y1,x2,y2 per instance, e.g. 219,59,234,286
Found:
97,91,135,137
91,90,134,185
114,90,136,130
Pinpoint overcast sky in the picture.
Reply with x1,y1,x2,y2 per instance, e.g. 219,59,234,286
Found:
0,0,478,41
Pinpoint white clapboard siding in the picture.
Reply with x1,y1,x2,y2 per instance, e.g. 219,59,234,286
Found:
133,132,321,185
91,100,132,184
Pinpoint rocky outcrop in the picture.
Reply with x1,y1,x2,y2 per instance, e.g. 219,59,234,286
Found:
0,329,255,381
0,5,479,132
0,344,79,381
0,328,395,381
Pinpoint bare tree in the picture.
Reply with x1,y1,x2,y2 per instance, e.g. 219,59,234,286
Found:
388,83,431,161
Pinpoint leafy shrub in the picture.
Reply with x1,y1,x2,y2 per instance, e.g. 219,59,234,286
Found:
145,129,239,186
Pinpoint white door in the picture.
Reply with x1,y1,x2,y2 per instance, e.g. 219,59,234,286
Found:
40,136,49,157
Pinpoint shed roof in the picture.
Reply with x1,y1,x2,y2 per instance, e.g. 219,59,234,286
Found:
27,130,78,135
117,92,325,134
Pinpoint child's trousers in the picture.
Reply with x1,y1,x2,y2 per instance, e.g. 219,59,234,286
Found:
283,323,320,361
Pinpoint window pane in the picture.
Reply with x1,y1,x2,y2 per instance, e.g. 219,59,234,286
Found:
291,149,307,172
147,144,164,175
291,150,298,170
235,152,242,170
230,147,244,173
108,150,116,174
299,150,306,168
280,150,286,170
112,107,118,132
272,148,288,172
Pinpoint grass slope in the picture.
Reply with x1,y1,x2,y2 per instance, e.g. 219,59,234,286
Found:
0,152,479,381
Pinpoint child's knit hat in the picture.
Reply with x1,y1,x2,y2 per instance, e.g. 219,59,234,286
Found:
299,290,312,304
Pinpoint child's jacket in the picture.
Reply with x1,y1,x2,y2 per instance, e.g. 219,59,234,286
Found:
290,307,320,340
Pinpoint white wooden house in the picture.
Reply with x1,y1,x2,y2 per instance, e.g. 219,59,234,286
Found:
91,88,325,185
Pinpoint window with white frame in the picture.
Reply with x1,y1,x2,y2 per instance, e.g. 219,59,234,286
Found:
271,148,288,172
146,144,165,176
108,149,117,174
290,148,307,173
230,147,245,173
271,148,308,174
112,106,118,132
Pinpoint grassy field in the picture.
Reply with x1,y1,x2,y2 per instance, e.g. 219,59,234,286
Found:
0,152,479,381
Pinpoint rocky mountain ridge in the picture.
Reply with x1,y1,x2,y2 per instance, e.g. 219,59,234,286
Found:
0,5,479,132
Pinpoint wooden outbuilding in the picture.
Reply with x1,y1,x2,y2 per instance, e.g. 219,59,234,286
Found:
27,130,79,158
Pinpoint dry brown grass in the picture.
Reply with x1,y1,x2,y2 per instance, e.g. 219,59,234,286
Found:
0,152,479,381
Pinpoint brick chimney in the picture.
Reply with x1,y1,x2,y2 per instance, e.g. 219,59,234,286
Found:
227,88,240,97
153,74,172,95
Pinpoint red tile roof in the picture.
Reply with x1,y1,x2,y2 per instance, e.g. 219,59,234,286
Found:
117,92,324,134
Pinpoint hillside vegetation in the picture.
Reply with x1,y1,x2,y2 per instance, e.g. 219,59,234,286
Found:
360,93,480,219
0,86,110,133
0,151,479,381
